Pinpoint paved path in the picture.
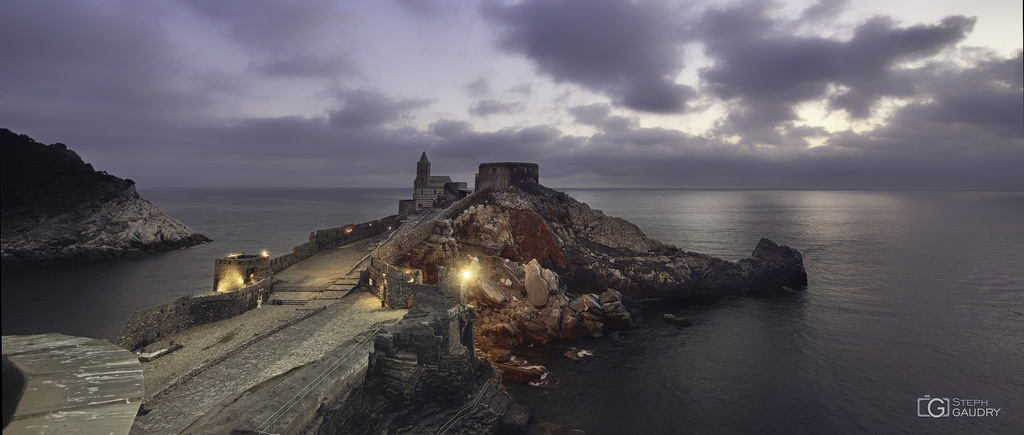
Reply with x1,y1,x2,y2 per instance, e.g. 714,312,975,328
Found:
130,238,407,434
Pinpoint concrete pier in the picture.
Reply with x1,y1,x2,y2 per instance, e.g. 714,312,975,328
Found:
2,333,144,435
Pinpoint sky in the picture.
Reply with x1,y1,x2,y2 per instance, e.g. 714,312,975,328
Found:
1,0,1021,190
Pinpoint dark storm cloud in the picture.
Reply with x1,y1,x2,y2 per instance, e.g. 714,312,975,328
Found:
833,51,1024,149
697,1,976,138
0,2,191,117
0,0,1019,191
327,89,433,129
394,0,452,16
253,52,360,79
569,104,639,132
180,0,342,51
464,78,491,97
468,99,523,117
799,0,849,23
482,0,695,113
428,119,570,164
0,0,210,178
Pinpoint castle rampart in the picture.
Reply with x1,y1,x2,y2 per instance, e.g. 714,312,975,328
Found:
214,253,269,292
474,162,539,191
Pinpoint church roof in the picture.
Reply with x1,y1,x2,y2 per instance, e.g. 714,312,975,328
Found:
419,151,429,163
427,175,453,186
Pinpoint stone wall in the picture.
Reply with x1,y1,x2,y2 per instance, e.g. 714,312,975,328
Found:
474,162,539,191
214,254,270,292
117,215,400,351
367,257,468,309
117,278,272,351
269,215,402,273
367,257,422,309
373,193,479,265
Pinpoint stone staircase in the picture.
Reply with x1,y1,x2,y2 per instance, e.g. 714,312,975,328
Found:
270,276,362,306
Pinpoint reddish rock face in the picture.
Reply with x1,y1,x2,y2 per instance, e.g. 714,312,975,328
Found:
381,182,807,350
504,209,568,270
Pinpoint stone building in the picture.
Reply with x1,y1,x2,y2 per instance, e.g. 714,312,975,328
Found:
214,253,270,292
474,162,539,191
399,152,469,216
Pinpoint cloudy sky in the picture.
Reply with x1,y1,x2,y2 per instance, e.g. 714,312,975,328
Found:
1,0,1021,189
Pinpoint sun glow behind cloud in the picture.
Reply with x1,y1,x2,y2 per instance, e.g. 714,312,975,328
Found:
0,0,1019,189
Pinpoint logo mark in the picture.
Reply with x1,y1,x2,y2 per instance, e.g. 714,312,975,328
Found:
918,395,950,418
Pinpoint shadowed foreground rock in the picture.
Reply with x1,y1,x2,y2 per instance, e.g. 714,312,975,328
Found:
306,289,530,434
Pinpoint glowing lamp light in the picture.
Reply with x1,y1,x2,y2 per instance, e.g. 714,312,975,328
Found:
261,250,269,257
462,270,472,280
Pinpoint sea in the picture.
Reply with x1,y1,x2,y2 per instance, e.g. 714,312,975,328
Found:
2,188,1022,434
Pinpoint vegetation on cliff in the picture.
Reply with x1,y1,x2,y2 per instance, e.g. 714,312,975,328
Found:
1,128,209,269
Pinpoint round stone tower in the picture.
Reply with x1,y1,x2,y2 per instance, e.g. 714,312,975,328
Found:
474,162,539,191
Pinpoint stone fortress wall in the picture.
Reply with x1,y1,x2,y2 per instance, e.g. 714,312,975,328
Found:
117,215,402,351
474,162,539,191
214,254,270,293
269,215,402,273
117,278,273,350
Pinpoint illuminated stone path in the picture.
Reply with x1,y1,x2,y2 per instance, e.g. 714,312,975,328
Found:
129,239,407,434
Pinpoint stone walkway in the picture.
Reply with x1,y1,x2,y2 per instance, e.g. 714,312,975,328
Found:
129,238,408,434
3,334,144,435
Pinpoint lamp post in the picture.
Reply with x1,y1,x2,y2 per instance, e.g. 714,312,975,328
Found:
459,268,472,305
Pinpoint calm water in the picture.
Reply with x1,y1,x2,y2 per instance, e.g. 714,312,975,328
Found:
1,188,408,339
3,189,1022,433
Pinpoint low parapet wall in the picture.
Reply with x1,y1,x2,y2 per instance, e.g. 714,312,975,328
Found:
368,257,424,309
367,257,466,309
373,194,479,264
270,215,402,273
117,215,402,351
117,278,272,351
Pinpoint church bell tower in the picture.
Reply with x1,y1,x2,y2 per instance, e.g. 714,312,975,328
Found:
415,151,430,188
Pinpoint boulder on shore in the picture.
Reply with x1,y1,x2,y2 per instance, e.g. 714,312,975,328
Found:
663,313,694,327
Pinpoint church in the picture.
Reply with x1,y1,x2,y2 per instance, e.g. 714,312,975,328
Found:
398,152,470,216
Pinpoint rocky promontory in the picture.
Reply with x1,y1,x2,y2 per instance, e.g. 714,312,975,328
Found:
384,178,808,349
1,128,209,269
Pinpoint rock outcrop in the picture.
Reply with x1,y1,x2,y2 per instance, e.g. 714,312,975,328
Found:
1,129,209,269
307,287,532,434
386,179,807,349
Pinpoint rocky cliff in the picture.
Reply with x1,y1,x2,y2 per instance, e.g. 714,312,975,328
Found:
385,179,808,348
1,128,209,269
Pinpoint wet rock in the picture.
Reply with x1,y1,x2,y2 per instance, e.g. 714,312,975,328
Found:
602,301,636,330
563,347,593,362
568,293,605,316
663,314,694,327
495,362,549,384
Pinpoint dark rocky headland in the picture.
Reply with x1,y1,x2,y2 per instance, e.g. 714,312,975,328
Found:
375,176,808,378
1,128,209,269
